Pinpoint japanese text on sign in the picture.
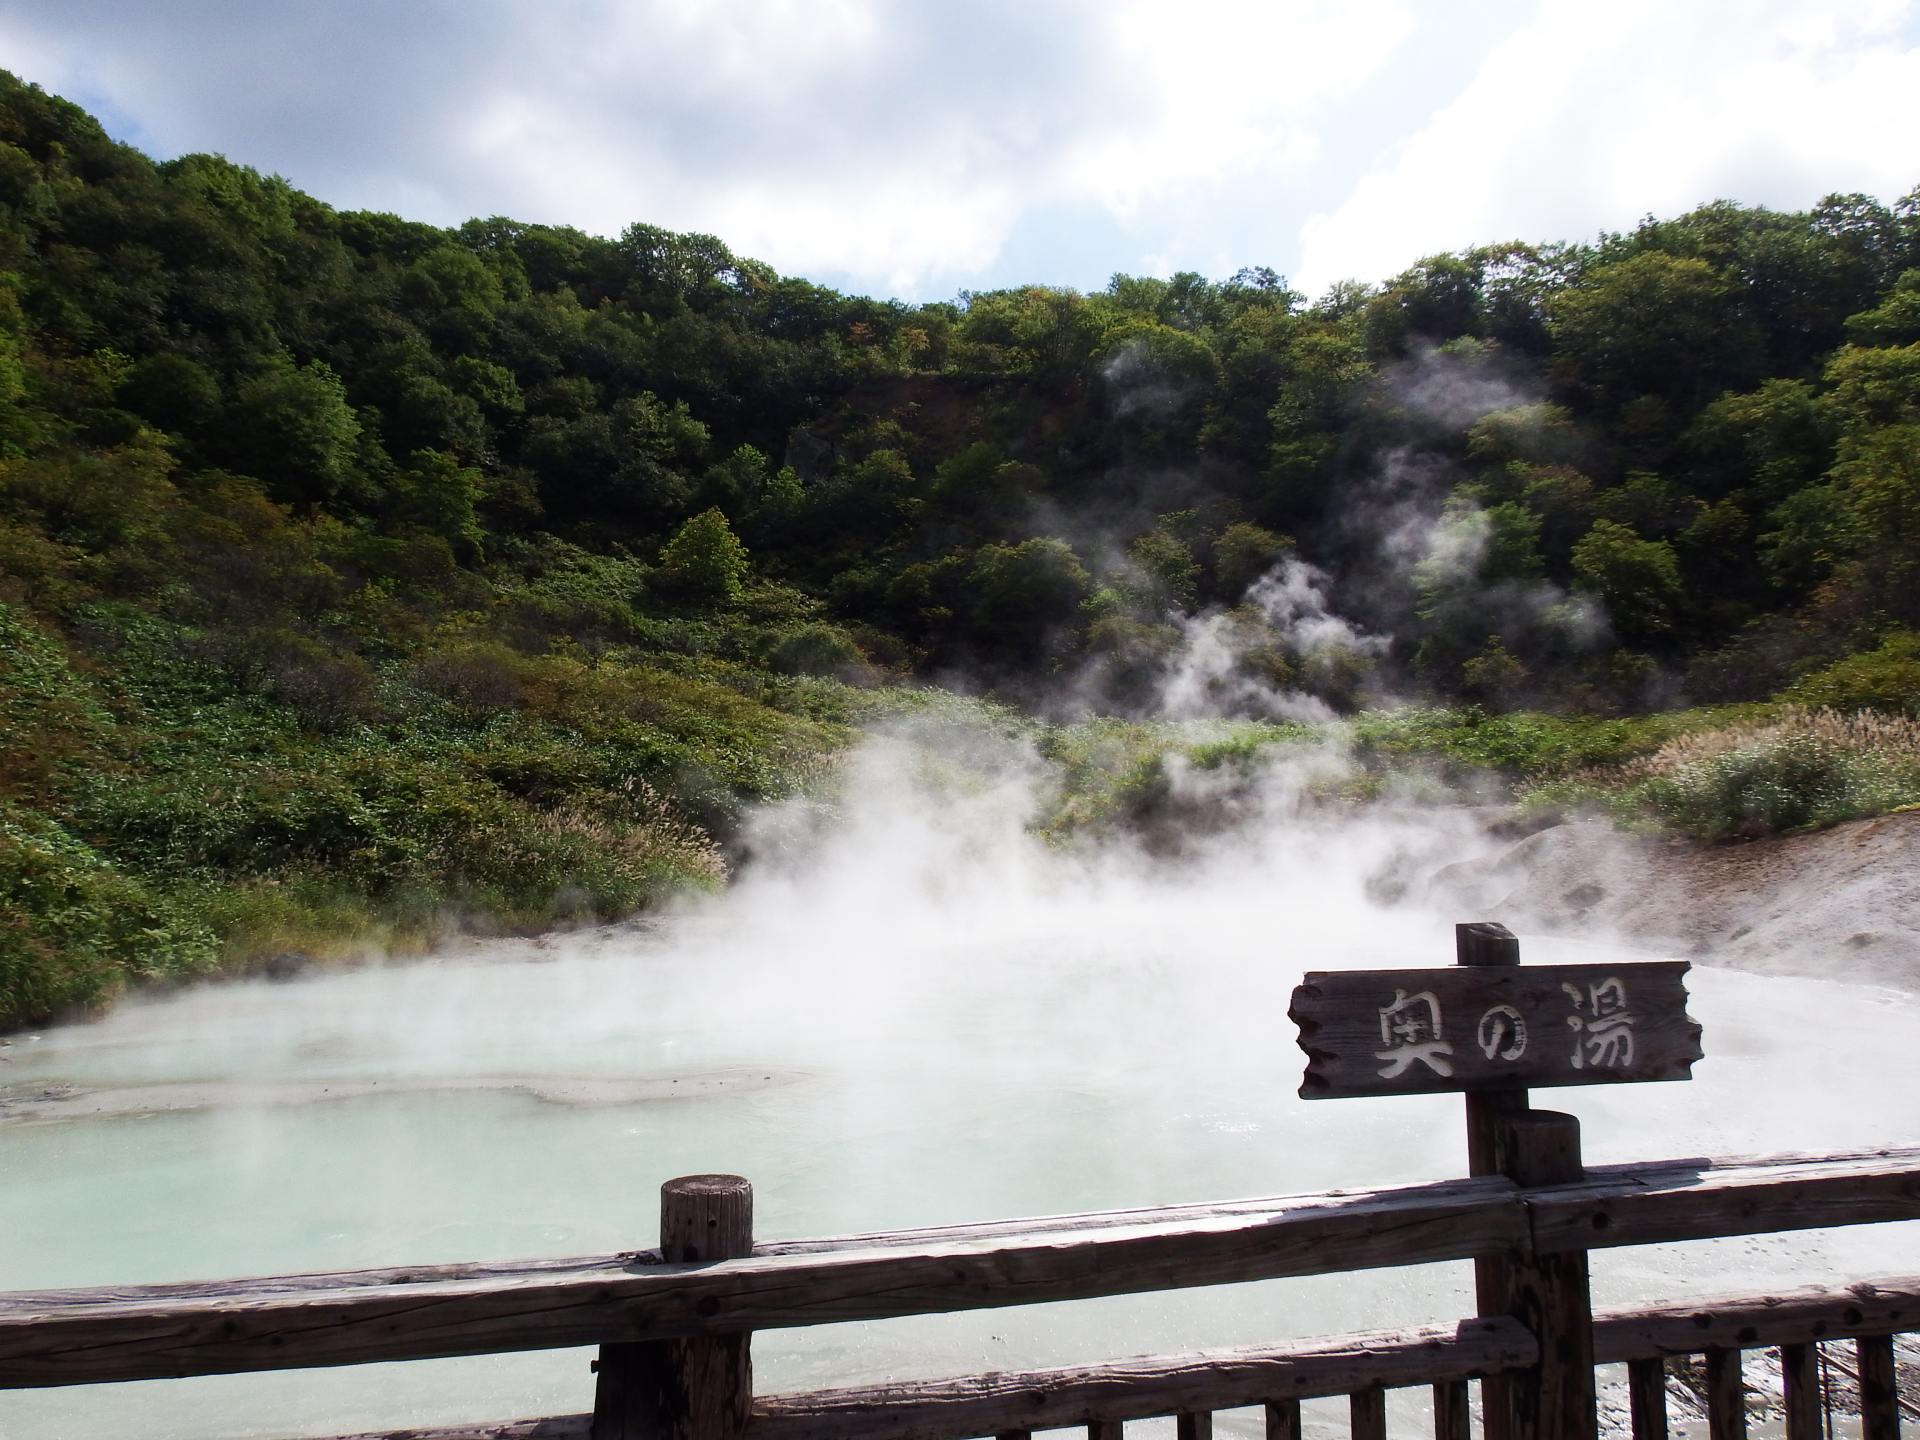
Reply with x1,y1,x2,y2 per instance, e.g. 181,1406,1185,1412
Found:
1289,961,1699,1100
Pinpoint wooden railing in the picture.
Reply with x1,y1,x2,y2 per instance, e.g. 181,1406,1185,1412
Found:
3,1143,1918,1440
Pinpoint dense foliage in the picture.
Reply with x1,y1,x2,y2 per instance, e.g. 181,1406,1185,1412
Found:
4,71,1919,1023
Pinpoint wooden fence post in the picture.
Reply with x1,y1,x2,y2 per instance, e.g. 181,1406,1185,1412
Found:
592,1174,754,1440
1856,1335,1900,1440
1628,1358,1670,1440
1495,1111,1596,1440
1460,921,1529,1440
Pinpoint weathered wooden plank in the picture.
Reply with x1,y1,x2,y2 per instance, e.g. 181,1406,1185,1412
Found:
1528,1148,1920,1256
0,1180,1521,1388
1460,923,1527,1440
1460,927,1530,1248
1705,1349,1747,1440
290,1281,1920,1440
1432,1379,1471,1440
593,1175,755,1440
1349,1385,1386,1440
745,1319,1538,1440
1627,1358,1668,1440
1267,1398,1302,1440
319,1421,590,1440
1856,1334,1900,1440
1290,961,1700,1099
1176,1411,1213,1440
11,1149,1920,1390
1496,1113,1595,1440
1592,1279,1920,1359
18,1144,1915,1314
1779,1344,1820,1440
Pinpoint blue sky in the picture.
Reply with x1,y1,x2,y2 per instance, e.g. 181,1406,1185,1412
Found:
4,0,1918,304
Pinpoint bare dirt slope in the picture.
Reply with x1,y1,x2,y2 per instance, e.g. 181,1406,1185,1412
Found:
1428,811,1920,987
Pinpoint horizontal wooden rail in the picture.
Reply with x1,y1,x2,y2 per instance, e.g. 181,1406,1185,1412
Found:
292,1279,1920,1440
746,1317,1535,1440
4,1146,1918,1390
0,1176,1519,1388
1591,1277,1920,1360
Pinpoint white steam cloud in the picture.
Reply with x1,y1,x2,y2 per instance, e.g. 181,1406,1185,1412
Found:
1158,558,1387,722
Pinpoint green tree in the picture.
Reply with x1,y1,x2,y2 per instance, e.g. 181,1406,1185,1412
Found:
965,538,1092,658
221,357,362,506
1549,252,1751,408
388,449,484,562
1211,522,1293,597
1831,423,1920,548
658,507,749,604
1127,528,1200,612
1571,518,1683,638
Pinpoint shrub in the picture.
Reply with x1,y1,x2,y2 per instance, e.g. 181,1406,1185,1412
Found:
1533,707,1920,838
1780,631,1920,714
766,623,867,679
0,808,217,1026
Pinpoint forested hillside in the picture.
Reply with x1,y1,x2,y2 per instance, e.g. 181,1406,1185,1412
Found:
3,70,1919,1025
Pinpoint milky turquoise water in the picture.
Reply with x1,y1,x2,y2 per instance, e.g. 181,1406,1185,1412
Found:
5,746,1918,1439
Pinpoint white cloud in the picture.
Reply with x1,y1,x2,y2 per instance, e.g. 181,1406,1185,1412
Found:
0,0,1411,295
1294,0,1920,296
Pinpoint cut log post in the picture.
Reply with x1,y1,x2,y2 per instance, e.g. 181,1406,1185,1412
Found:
1350,1385,1387,1440
1495,1111,1595,1440
1461,922,1528,1440
1433,1379,1471,1440
1857,1335,1900,1440
1458,924,1529,1209
1088,1422,1125,1440
1627,1359,1668,1440
1780,1344,1820,1440
1176,1412,1213,1440
1705,1349,1745,1440
1267,1399,1303,1440
592,1175,754,1440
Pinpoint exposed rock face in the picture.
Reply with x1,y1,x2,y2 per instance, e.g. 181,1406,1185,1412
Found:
1428,812,1920,988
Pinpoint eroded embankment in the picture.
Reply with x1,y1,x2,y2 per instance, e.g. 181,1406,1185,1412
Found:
1430,810,1920,989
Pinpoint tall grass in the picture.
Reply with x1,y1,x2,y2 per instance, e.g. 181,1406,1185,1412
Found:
1527,707,1920,838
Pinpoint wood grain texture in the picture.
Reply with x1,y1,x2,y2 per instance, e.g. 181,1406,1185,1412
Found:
10,1148,1920,1390
1590,1278,1920,1359
1495,1113,1594,1440
0,1179,1520,1388
1627,1359,1668,1440
1856,1335,1900,1440
1348,1385,1385,1440
592,1176,753,1440
1461,922,1527,1440
1705,1349,1747,1440
1779,1344,1819,1440
1528,1148,1920,1256
1433,1378,1472,1440
318,1421,590,1440
1291,962,1700,1099
285,1280,1920,1440
745,1319,1537,1440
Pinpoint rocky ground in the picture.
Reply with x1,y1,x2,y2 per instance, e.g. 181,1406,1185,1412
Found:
1428,811,1920,990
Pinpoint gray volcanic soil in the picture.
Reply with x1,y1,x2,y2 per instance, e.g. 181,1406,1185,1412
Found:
1429,810,1920,987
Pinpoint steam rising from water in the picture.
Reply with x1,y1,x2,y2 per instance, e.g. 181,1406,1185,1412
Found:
5,722,1920,1438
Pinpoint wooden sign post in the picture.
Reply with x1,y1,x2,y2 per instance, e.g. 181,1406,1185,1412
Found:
1288,922,1704,1440
1289,958,1701,1100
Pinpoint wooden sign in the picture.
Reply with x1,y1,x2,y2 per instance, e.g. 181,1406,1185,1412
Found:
1289,962,1701,1100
